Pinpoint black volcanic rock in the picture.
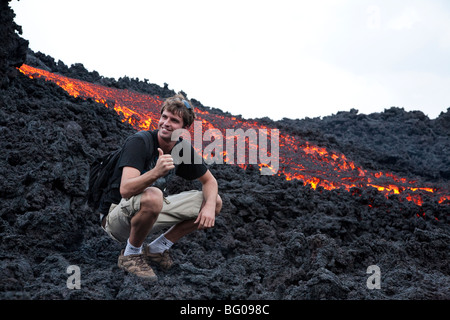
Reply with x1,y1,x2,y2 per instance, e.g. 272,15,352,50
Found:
1,0,449,302
0,0,28,88
275,107,450,183
25,49,177,99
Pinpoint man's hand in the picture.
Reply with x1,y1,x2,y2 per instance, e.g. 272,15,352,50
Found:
194,204,216,229
153,148,175,177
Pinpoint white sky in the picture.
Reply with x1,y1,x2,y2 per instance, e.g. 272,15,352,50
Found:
10,0,450,121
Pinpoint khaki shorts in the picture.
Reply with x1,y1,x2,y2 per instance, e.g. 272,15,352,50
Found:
103,190,204,243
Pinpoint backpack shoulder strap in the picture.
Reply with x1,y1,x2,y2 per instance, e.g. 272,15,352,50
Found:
135,130,153,150
135,130,154,167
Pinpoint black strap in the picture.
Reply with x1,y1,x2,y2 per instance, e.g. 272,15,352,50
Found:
135,130,154,169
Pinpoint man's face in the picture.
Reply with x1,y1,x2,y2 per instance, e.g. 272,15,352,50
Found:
158,110,184,141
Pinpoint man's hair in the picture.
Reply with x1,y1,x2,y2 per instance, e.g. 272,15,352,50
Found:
160,93,196,128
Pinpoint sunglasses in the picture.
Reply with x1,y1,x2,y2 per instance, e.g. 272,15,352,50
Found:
182,99,192,110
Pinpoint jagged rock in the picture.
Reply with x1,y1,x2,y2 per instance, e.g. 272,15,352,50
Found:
0,0,28,89
0,0,449,301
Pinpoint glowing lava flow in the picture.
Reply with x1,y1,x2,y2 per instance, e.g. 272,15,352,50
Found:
19,64,163,131
19,64,450,206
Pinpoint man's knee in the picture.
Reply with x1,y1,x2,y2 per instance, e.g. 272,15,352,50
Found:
140,187,164,215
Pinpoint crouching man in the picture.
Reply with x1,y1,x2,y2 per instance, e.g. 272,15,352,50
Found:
99,93,222,281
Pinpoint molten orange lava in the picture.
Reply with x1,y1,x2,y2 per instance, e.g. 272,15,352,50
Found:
19,64,163,131
19,64,450,207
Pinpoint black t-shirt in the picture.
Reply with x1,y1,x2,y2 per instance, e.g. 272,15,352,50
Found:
99,130,207,214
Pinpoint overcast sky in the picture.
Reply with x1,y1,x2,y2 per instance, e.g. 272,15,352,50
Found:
11,0,450,121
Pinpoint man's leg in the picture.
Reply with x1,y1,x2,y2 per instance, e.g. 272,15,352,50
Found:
128,187,164,248
144,194,222,271
163,194,222,243
115,187,163,280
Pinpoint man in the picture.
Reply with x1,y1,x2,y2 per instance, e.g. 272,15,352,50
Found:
99,93,222,281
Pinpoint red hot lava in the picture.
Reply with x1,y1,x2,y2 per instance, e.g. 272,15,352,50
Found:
19,64,450,207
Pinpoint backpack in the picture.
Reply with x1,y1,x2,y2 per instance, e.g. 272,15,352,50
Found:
87,130,153,213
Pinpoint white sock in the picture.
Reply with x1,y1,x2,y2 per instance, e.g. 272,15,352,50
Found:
124,238,142,256
148,234,173,254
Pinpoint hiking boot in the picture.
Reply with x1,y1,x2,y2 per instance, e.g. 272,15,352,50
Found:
117,250,158,281
143,245,174,271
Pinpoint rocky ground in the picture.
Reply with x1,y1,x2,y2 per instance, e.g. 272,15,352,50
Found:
1,0,449,302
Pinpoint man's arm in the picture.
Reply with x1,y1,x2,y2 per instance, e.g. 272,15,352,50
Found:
195,169,218,229
120,148,174,199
